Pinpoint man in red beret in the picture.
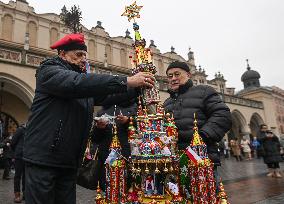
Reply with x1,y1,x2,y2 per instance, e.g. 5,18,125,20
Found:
23,33,154,204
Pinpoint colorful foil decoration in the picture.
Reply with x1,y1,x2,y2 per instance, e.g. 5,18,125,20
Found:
105,125,127,204
95,1,230,204
187,113,217,204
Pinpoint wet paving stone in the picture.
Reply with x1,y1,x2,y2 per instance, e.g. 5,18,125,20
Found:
0,157,284,203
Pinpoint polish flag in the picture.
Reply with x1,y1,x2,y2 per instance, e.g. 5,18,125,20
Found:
185,146,202,165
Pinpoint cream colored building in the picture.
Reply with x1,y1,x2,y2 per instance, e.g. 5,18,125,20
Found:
0,0,281,140
237,62,284,137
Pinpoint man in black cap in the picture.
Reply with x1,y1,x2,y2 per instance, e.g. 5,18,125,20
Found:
23,33,155,204
163,61,232,186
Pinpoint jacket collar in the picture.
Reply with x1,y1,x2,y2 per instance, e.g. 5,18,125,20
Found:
168,79,193,98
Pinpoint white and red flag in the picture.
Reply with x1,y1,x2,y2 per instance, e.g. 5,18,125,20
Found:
185,146,202,165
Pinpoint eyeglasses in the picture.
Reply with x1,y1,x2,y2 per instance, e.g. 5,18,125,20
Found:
73,51,87,58
167,71,181,79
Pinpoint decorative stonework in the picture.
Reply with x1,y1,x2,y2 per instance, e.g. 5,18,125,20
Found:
0,48,21,63
223,94,264,109
26,54,45,66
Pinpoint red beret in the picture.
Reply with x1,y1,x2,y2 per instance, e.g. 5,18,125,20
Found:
50,33,87,51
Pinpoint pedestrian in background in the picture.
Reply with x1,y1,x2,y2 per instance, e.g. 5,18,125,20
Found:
0,119,3,141
251,136,260,159
1,134,13,180
224,139,229,158
261,130,282,178
241,136,251,160
218,140,225,158
11,124,26,203
230,139,242,161
257,124,268,157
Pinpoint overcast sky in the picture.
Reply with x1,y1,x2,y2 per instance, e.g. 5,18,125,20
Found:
4,0,284,91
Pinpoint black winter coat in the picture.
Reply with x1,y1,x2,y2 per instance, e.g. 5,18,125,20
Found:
24,56,138,169
163,80,232,165
11,125,25,159
257,130,267,156
93,103,137,163
262,136,282,164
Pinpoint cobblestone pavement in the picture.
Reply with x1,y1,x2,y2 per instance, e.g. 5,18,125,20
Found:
0,157,284,203
254,193,284,204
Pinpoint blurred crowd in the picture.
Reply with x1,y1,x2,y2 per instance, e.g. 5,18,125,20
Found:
219,124,283,178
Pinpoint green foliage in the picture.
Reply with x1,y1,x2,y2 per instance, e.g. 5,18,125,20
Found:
60,5,83,33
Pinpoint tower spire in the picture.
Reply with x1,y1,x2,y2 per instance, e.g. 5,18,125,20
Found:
246,59,251,71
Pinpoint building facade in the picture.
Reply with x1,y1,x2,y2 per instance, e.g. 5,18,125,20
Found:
0,0,281,140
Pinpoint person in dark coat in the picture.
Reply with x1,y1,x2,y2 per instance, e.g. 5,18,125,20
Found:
163,61,232,188
1,134,13,180
257,124,268,157
163,61,232,165
261,130,282,178
93,102,137,191
11,124,26,203
23,33,155,204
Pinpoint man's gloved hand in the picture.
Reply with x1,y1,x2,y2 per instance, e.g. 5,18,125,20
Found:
116,115,129,125
95,119,108,129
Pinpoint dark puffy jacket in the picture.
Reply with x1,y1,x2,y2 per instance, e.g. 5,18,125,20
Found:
163,80,232,165
262,135,282,164
24,56,138,169
11,125,25,159
257,130,267,156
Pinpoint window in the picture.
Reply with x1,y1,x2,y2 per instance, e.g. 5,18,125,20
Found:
2,15,13,41
50,28,59,46
120,48,127,67
88,40,96,60
28,21,37,47
105,44,112,64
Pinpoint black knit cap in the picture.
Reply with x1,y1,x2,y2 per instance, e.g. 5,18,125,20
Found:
166,61,190,74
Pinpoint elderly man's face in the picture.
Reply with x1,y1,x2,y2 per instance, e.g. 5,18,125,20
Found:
261,125,268,132
60,50,87,70
167,68,191,91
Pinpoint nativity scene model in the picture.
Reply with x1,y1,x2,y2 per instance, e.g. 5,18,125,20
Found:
94,1,229,204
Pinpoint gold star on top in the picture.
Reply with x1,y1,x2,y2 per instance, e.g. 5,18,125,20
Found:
121,1,143,22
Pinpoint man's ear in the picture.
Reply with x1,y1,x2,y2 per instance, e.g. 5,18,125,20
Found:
58,50,65,59
187,72,192,78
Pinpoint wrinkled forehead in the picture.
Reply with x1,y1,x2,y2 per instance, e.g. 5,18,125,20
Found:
71,50,87,55
65,50,87,57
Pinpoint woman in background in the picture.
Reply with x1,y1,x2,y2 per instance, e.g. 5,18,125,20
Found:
262,130,282,178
